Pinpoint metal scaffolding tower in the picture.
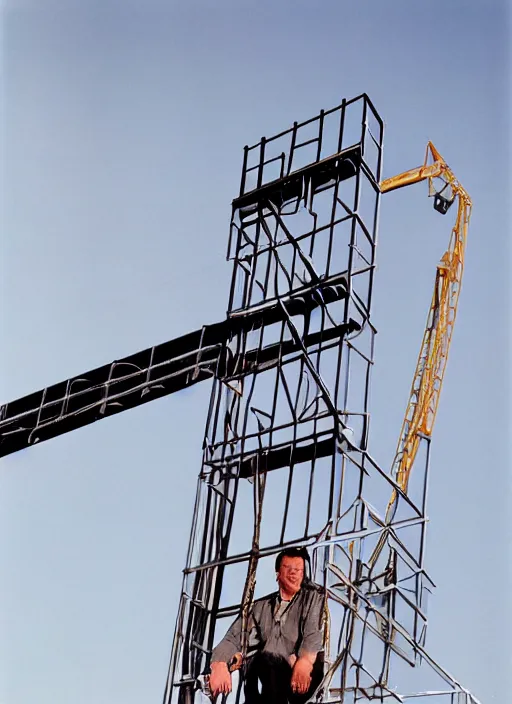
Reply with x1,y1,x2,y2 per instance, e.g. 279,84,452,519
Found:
160,96,480,704
0,95,480,704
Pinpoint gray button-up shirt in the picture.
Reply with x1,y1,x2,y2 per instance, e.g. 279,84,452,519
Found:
211,583,325,664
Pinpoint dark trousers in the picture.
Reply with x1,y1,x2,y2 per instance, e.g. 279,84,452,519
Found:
243,652,323,704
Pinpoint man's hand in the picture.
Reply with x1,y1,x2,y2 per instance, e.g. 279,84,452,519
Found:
290,655,314,696
209,661,232,698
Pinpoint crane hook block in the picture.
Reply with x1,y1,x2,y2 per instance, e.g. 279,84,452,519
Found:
433,192,455,215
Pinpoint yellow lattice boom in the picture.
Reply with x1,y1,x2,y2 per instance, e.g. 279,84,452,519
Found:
381,142,472,519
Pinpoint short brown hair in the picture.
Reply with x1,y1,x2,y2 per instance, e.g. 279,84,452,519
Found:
275,547,309,572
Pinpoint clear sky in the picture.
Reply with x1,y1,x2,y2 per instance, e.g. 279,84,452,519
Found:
0,1,510,703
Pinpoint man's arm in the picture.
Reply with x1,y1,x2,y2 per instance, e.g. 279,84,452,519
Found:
290,651,317,695
209,616,244,698
211,615,243,665
291,590,326,695
298,589,325,658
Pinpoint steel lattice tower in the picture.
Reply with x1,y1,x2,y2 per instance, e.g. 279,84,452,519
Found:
0,94,480,704
162,95,479,704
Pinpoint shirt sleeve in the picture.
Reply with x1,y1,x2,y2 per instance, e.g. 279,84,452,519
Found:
298,590,325,657
211,599,267,664
210,615,243,664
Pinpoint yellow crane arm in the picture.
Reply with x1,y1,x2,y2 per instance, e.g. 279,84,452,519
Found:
363,142,471,616
357,142,472,577
380,162,443,193
381,143,472,512
380,142,445,193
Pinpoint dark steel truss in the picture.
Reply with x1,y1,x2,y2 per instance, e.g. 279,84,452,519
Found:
0,266,354,458
1,94,480,704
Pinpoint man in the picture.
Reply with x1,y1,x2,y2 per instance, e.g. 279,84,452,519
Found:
209,547,325,703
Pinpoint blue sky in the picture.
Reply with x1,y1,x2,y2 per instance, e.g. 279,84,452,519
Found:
0,1,510,703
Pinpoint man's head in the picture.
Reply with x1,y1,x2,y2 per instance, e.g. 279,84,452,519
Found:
275,547,309,598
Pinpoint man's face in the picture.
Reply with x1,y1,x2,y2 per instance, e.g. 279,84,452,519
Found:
277,556,305,596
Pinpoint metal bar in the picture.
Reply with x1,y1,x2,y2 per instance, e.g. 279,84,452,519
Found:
0,277,350,458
